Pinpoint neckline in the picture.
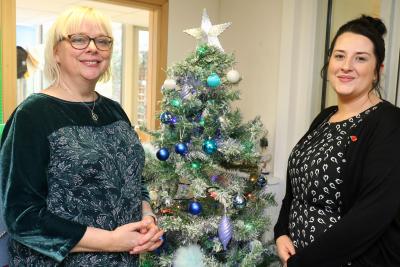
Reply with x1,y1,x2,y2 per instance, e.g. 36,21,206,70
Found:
327,101,382,125
35,92,101,105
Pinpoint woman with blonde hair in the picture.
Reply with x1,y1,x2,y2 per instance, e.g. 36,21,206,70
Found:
0,6,163,266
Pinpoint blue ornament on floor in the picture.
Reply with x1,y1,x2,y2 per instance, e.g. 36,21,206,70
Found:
207,73,221,88
202,139,218,155
188,201,202,215
156,147,170,161
175,142,189,155
257,175,267,187
160,111,173,124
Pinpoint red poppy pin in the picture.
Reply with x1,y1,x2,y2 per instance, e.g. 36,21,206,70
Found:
350,135,358,142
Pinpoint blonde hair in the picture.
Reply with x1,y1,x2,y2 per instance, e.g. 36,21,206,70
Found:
44,6,113,84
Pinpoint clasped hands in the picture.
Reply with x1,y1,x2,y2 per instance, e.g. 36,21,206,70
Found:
111,215,164,254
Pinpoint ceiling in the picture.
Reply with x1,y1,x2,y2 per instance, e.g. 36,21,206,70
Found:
16,0,149,27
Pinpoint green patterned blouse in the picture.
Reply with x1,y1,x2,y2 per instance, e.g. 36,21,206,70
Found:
0,93,149,266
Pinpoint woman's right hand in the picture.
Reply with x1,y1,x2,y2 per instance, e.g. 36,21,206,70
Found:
276,235,296,265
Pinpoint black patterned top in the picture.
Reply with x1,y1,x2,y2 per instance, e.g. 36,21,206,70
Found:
288,103,380,249
0,93,149,266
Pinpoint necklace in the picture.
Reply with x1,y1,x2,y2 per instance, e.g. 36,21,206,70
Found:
83,92,98,122
58,84,99,122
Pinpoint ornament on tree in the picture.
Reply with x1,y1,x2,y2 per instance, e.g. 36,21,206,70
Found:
163,196,173,207
149,190,159,203
207,73,221,88
160,111,173,124
170,98,182,107
170,116,179,125
233,194,247,209
175,142,189,155
209,191,218,200
257,175,267,187
163,78,177,89
156,147,170,161
249,173,258,183
183,9,231,51
188,200,202,215
245,192,256,201
226,69,241,83
202,139,218,155
210,175,219,183
196,45,208,57
199,117,205,127
218,215,233,250
160,208,173,215
191,160,201,170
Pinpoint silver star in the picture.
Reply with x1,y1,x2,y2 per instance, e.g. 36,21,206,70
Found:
183,9,231,51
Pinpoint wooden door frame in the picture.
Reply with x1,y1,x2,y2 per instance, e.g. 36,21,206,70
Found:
0,0,17,122
0,0,168,132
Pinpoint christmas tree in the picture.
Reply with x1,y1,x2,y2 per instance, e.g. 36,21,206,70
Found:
141,10,277,267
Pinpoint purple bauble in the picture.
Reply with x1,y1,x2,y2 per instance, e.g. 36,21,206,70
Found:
218,215,233,250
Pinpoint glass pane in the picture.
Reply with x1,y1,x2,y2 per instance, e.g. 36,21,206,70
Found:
95,22,123,103
324,0,381,107
16,25,42,105
137,30,149,125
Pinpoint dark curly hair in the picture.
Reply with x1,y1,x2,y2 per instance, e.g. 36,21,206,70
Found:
321,15,387,95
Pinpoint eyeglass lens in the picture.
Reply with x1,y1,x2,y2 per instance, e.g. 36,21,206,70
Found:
68,34,112,51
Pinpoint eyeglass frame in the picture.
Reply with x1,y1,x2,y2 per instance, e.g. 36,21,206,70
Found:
62,34,113,51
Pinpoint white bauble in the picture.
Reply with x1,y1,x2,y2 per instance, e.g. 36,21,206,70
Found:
226,69,241,83
174,245,204,267
163,79,177,89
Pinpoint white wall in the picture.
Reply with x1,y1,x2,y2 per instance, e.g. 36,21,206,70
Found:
167,0,325,240
167,0,220,65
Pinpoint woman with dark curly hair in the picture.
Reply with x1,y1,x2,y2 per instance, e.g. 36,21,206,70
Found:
274,15,400,267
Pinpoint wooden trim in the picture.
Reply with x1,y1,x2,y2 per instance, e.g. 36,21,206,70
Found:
96,0,168,10
0,0,17,122
97,0,168,141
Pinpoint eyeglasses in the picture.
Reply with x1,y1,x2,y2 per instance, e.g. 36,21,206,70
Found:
63,34,113,51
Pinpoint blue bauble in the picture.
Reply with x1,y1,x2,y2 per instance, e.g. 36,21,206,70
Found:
207,73,221,88
233,194,247,209
160,111,173,124
257,175,267,187
153,235,167,255
188,201,202,215
156,147,170,161
202,139,218,155
175,142,189,155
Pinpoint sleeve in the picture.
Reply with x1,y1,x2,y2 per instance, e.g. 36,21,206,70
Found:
273,167,293,239
141,176,150,202
287,121,400,267
0,109,86,262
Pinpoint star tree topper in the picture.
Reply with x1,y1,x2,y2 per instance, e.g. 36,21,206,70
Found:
184,9,231,51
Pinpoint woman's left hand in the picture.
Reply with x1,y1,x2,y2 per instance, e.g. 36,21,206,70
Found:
129,216,164,254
